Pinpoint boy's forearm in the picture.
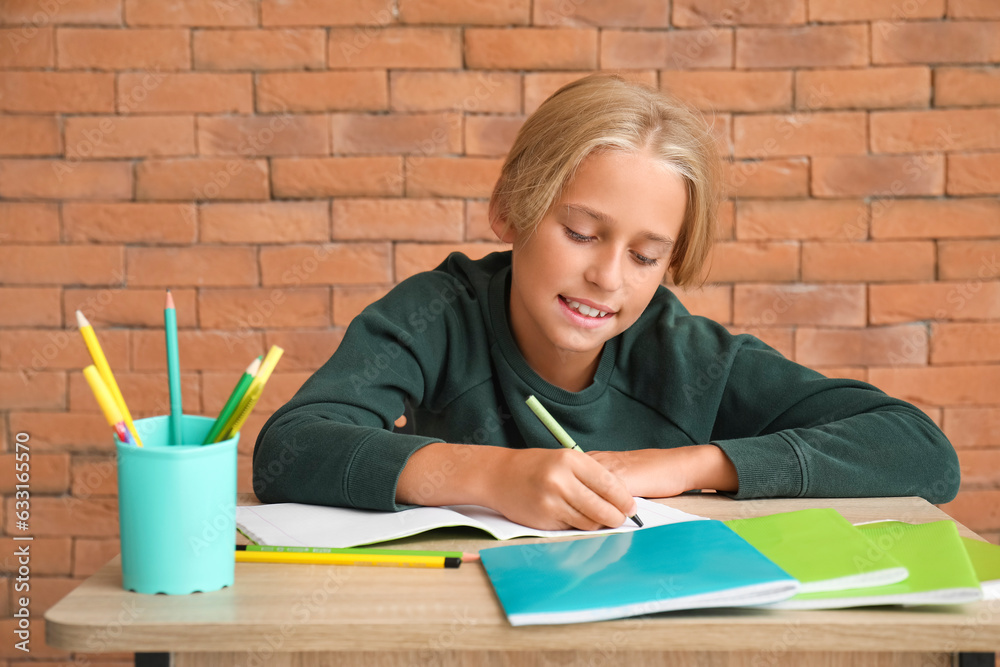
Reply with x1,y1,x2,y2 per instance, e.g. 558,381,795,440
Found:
396,442,501,507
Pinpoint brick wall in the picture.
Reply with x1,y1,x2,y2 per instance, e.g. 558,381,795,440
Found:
1,0,1000,658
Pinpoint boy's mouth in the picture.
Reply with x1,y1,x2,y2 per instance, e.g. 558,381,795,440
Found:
559,295,615,319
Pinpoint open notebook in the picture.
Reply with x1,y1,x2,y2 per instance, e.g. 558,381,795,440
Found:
479,520,799,626
236,497,705,548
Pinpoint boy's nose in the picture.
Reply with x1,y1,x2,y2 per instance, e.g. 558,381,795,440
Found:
584,249,624,292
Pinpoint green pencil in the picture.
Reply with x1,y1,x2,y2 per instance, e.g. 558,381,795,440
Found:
203,356,262,445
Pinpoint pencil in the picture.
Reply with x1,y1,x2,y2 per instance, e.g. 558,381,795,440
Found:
235,549,462,569
82,364,134,446
237,544,480,563
203,356,262,445
219,345,283,440
76,311,143,447
525,395,644,528
164,290,182,446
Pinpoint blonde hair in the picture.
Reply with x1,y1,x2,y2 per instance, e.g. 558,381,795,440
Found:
489,74,723,287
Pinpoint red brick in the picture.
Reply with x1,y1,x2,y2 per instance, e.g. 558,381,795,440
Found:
956,449,1000,488
871,198,1000,239
0,203,59,242
523,71,657,113
64,202,195,244
193,29,325,70
704,242,799,283
333,198,463,241
534,0,669,26
57,28,191,70
73,538,122,577
65,288,198,328
944,407,1000,447
675,0,805,25
0,0,120,24
600,28,733,70
332,285,392,326
873,20,1000,64
660,70,792,112
932,322,1000,364
795,67,930,110
0,245,122,286
257,71,388,113
8,412,115,453
812,154,944,198
201,201,329,243
939,241,1000,280
332,112,463,155
0,454,69,493
737,199,867,241
734,284,867,327
117,72,253,114
0,328,128,372
398,0,530,25
934,67,1000,106
127,246,258,287
948,153,1000,196
12,497,117,537
405,157,502,198
272,157,402,198
390,71,521,113
809,0,944,20
262,0,398,26
733,112,865,159
329,26,461,69
464,115,521,157
264,330,345,371
125,0,257,26
873,109,1000,153
198,114,328,157
260,243,393,286
869,365,1000,406
0,159,132,200
803,241,934,282
199,287,331,330
725,326,795,359
0,26,54,67
395,243,505,280
668,284,732,323
135,158,269,200
870,281,1000,324
70,456,117,497
736,24,867,68
65,115,195,159
0,115,61,157
466,28,596,70
0,72,114,114
0,288,62,327
715,199,735,240
132,329,264,372
69,370,201,415
0,372,65,410
796,324,928,367
465,199,493,241
949,0,1000,17
726,158,809,198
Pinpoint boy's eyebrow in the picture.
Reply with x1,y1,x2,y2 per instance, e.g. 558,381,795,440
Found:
564,204,675,246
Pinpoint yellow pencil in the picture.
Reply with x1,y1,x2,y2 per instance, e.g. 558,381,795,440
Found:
83,365,134,446
76,311,143,447
219,345,283,440
235,549,460,569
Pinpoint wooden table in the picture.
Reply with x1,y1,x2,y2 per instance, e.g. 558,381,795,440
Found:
45,495,1000,667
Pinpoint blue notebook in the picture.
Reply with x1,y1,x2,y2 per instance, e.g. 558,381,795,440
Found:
480,520,799,626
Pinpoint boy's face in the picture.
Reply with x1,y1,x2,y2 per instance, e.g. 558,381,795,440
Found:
496,149,688,389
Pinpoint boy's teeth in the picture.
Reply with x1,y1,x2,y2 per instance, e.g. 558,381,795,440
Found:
567,299,607,318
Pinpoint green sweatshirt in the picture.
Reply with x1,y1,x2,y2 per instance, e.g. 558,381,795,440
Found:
253,251,960,509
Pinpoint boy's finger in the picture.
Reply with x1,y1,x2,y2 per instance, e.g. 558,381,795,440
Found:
575,458,637,520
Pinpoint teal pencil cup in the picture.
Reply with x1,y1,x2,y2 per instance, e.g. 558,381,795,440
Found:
115,415,238,595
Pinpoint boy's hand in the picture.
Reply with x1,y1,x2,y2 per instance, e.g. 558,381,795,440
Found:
587,446,738,498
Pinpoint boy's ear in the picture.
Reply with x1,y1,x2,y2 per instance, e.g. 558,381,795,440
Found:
490,215,518,244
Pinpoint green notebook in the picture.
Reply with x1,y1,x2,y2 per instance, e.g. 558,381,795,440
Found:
962,536,1000,600
765,520,982,610
725,508,908,594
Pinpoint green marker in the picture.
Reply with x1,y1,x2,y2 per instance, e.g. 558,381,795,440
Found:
525,395,644,528
203,356,261,445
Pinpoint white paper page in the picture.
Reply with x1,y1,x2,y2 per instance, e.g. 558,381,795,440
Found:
236,497,706,549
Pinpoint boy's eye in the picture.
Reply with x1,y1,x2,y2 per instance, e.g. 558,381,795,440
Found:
632,252,659,267
564,227,593,242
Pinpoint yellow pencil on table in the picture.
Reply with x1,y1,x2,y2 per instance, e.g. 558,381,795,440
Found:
235,548,462,569
218,345,283,441
525,394,643,528
76,311,143,447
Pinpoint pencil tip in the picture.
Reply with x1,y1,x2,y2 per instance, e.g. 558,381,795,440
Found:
165,290,176,309
75,310,89,328
461,552,481,563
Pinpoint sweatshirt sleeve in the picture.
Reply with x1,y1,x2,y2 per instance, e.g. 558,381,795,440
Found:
708,337,960,505
251,273,467,512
